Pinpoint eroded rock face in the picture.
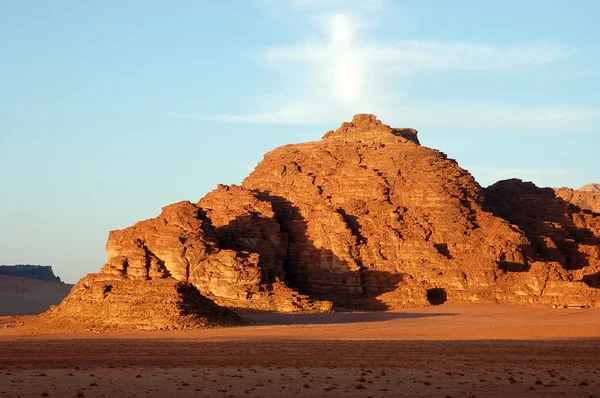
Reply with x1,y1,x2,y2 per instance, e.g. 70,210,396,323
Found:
242,114,600,308
102,194,331,313
485,179,600,293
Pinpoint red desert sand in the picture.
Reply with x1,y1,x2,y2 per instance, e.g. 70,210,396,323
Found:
1,303,600,397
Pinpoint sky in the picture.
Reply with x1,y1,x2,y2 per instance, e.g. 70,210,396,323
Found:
1,0,599,283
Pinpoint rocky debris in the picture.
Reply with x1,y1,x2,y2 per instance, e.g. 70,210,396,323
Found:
23,274,244,332
579,183,600,193
485,179,600,293
0,265,63,283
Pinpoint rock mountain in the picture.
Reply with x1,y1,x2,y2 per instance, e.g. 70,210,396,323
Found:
26,114,600,331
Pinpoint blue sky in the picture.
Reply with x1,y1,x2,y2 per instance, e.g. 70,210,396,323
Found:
1,0,599,283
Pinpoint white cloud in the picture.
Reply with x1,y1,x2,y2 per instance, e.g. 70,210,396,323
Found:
185,4,595,131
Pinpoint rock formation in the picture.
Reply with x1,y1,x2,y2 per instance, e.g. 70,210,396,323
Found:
0,265,63,283
26,114,600,328
555,186,600,214
24,275,243,332
100,196,330,313
578,183,600,193
486,179,600,291
242,114,598,308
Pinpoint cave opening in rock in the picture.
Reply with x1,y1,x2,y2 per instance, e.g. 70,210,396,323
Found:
426,288,447,305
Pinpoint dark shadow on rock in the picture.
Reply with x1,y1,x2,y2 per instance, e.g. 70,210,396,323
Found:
211,211,288,284
484,179,600,271
433,243,452,259
336,208,367,244
496,246,534,272
426,288,447,305
240,311,457,325
582,271,600,288
226,191,404,310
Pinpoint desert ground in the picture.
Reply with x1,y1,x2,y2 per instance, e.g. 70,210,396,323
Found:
1,304,599,398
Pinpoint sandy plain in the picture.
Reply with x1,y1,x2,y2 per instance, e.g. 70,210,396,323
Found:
1,304,599,397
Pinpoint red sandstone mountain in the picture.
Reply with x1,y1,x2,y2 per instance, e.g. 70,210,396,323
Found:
24,115,600,331
242,115,598,308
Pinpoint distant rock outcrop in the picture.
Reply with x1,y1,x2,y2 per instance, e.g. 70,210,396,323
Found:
554,186,600,214
23,114,600,331
579,183,600,193
0,265,62,283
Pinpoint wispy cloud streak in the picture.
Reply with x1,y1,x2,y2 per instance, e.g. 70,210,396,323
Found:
183,2,594,130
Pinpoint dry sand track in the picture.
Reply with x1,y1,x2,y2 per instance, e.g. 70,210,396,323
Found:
1,304,600,397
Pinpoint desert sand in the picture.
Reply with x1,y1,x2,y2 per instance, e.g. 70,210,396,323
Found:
1,304,599,397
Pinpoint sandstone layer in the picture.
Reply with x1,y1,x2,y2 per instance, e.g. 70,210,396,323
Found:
31,114,600,326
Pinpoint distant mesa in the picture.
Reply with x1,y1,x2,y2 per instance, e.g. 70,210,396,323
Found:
0,264,63,283
554,183,600,214
12,114,600,332
579,183,600,193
